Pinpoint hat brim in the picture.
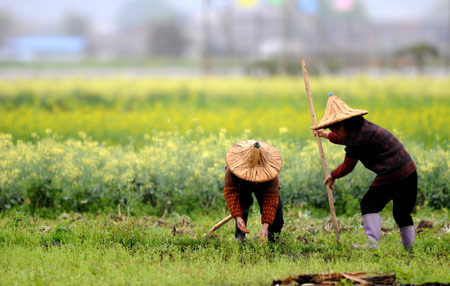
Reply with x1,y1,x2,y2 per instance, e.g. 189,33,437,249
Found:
311,110,368,130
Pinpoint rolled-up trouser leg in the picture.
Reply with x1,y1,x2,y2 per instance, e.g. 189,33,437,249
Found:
392,172,417,250
363,213,381,248
235,188,253,241
267,197,284,242
360,182,392,248
400,225,415,250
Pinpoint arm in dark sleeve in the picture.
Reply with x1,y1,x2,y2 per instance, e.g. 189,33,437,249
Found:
224,168,242,218
331,155,358,178
328,132,345,145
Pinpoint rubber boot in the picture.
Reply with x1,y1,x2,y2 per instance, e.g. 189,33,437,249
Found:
399,225,415,250
362,213,381,248
235,208,249,242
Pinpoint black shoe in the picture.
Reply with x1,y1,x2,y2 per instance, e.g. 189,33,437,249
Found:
235,233,245,242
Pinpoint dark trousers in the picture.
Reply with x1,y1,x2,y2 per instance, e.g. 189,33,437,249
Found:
361,171,417,227
235,189,284,242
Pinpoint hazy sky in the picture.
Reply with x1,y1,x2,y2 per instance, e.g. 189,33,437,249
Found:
0,0,443,32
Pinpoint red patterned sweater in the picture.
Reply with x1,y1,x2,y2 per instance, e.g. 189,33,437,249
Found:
328,132,358,178
224,168,279,225
328,119,416,186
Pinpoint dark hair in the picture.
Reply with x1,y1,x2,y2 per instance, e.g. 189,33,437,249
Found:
328,122,342,131
328,116,364,132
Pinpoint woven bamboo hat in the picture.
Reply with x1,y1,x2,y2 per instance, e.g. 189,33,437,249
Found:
312,93,368,130
226,139,282,183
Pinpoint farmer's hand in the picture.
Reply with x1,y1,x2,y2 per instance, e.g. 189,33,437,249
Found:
313,129,329,139
324,175,336,190
260,223,269,238
236,217,250,233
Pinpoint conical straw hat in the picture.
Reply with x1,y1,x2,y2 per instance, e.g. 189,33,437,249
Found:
226,140,282,183
312,93,368,130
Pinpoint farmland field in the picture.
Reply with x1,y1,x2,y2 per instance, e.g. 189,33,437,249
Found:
0,77,448,214
0,77,449,285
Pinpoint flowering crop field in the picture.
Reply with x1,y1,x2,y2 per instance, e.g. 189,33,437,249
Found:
0,77,448,145
1,77,449,285
0,77,448,214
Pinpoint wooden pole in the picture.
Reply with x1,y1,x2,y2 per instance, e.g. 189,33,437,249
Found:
300,58,340,242
203,215,233,238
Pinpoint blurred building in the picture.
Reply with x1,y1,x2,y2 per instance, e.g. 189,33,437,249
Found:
1,35,86,61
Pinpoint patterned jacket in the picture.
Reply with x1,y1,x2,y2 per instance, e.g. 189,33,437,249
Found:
224,168,279,225
329,119,416,186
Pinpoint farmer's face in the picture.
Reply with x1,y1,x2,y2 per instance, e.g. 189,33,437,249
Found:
330,124,347,139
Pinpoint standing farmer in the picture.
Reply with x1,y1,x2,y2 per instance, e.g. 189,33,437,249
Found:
313,93,417,250
224,140,284,242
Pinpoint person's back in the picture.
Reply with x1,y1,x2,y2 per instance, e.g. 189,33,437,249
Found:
343,119,416,185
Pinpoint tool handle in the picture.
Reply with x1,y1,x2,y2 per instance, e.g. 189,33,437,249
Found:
300,58,340,242
203,215,233,238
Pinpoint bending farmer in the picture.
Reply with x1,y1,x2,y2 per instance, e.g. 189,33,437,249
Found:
313,93,417,250
224,140,284,242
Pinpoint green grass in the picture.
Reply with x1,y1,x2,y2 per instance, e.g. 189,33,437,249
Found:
0,77,448,285
0,209,448,285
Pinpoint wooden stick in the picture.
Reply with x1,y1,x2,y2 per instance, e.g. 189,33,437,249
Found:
203,215,233,238
341,273,371,285
300,58,340,242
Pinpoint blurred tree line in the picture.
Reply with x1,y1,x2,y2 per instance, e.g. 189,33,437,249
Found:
0,0,448,76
